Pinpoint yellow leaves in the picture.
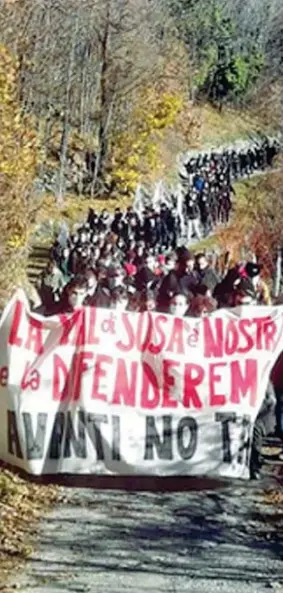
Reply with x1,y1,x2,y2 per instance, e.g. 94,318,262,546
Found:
144,92,184,131
0,469,58,566
7,234,26,249
264,491,283,505
0,44,39,181
127,154,140,167
0,44,40,307
109,87,186,197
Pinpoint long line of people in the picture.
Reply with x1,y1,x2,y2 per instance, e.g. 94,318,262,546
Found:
36,243,281,481
37,136,281,315
179,136,280,240
33,136,282,480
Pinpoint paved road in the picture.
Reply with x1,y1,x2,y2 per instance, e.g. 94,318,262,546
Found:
9,474,283,593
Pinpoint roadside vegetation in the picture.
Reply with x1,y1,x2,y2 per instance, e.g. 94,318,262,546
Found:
0,469,58,587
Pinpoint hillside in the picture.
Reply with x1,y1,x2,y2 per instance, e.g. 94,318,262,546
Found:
33,101,277,232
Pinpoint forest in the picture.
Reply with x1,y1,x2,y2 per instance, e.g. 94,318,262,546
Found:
1,0,283,199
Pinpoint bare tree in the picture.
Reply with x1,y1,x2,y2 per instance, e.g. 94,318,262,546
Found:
0,0,192,197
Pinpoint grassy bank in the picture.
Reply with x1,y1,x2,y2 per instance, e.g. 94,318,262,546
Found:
33,101,276,242
197,104,275,148
32,171,278,253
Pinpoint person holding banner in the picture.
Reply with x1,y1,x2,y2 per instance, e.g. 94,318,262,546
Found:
168,292,189,317
250,382,277,480
157,247,197,312
38,259,66,309
43,275,88,315
228,277,278,479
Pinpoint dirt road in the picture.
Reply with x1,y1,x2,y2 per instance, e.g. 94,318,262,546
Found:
9,473,283,593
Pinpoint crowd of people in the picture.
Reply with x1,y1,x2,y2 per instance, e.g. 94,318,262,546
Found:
37,231,272,318
36,137,280,317
32,136,282,480
178,136,280,239
36,238,279,482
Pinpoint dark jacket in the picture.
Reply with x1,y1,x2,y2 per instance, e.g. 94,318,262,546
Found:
35,297,74,317
257,381,277,435
252,381,277,454
135,267,156,292
157,270,197,311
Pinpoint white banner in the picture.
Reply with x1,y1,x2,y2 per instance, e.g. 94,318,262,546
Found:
0,290,283,479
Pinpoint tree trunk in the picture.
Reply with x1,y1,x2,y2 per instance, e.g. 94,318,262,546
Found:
56,16,79,205
80,44,89,136
91,0,111,197
91,91,115,197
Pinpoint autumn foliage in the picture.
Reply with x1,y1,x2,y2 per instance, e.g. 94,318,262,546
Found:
217,172,282,279
0,44,39,306
107,89,184,196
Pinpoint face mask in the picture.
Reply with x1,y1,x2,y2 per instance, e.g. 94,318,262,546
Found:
68,292,86,309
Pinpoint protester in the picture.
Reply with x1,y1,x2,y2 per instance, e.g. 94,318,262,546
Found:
110,286,129,311
139,290,156,312
40,275,88,316
271,352,283,439
168,292,190,316
195,252,219,293
29,135,282,479
84,269,98,306
156,247,197,312
38,259,66,309
229,276,277,480
189,294,217,317
250,382,277,480
244,262,272,305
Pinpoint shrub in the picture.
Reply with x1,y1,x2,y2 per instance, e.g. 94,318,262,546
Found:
0,45,40,307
